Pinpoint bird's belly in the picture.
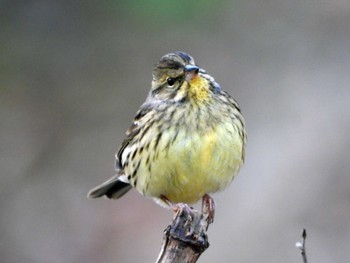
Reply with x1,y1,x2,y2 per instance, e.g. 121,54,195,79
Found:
136,124,244,204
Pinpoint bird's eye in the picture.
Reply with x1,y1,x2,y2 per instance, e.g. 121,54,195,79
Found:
167,77,175,87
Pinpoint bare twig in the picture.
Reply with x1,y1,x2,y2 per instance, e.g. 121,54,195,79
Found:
156,203,212,263
295,228,308,263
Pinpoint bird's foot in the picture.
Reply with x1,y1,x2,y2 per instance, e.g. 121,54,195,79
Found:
160,195,194,220
172,203,194,221
202,194,216,224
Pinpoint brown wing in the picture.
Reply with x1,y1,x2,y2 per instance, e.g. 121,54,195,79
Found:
88,104,154,200
116,105,154,169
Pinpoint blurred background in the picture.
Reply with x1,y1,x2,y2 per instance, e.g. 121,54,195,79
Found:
1,0,350,262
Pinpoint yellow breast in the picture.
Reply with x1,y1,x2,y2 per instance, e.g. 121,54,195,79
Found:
134,120,244,204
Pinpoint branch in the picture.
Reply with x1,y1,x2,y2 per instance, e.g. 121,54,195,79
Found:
295,228,308,263
156,203,212,263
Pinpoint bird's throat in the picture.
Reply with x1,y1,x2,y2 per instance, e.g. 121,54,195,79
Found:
188,77,211,103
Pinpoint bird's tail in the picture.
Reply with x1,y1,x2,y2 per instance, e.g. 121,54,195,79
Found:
87,174,132,199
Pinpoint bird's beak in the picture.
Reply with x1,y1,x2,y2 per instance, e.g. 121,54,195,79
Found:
185,65,200,82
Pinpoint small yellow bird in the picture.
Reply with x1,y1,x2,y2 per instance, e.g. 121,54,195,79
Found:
88,52,246,221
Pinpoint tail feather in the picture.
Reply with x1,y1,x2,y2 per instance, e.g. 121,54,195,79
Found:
88,174,132,199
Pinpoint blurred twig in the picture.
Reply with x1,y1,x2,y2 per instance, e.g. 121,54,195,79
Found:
156,204,211,263
295,228,308,263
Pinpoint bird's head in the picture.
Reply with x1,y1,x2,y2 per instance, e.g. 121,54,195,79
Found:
150,52,220,103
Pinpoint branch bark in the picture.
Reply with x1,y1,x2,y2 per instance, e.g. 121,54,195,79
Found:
156,204,212,263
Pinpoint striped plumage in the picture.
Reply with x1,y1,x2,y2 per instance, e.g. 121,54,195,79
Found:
88,52,246,212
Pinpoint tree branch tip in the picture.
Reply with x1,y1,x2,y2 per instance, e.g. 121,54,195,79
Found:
296,228,308,263
302,228,307,239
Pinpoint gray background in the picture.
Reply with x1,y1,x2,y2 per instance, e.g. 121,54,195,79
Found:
1,0,349,262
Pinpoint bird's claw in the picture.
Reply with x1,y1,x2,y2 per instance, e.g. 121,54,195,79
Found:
202,194,216,224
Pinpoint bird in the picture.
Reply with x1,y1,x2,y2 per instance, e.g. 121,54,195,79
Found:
88,51,246,222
